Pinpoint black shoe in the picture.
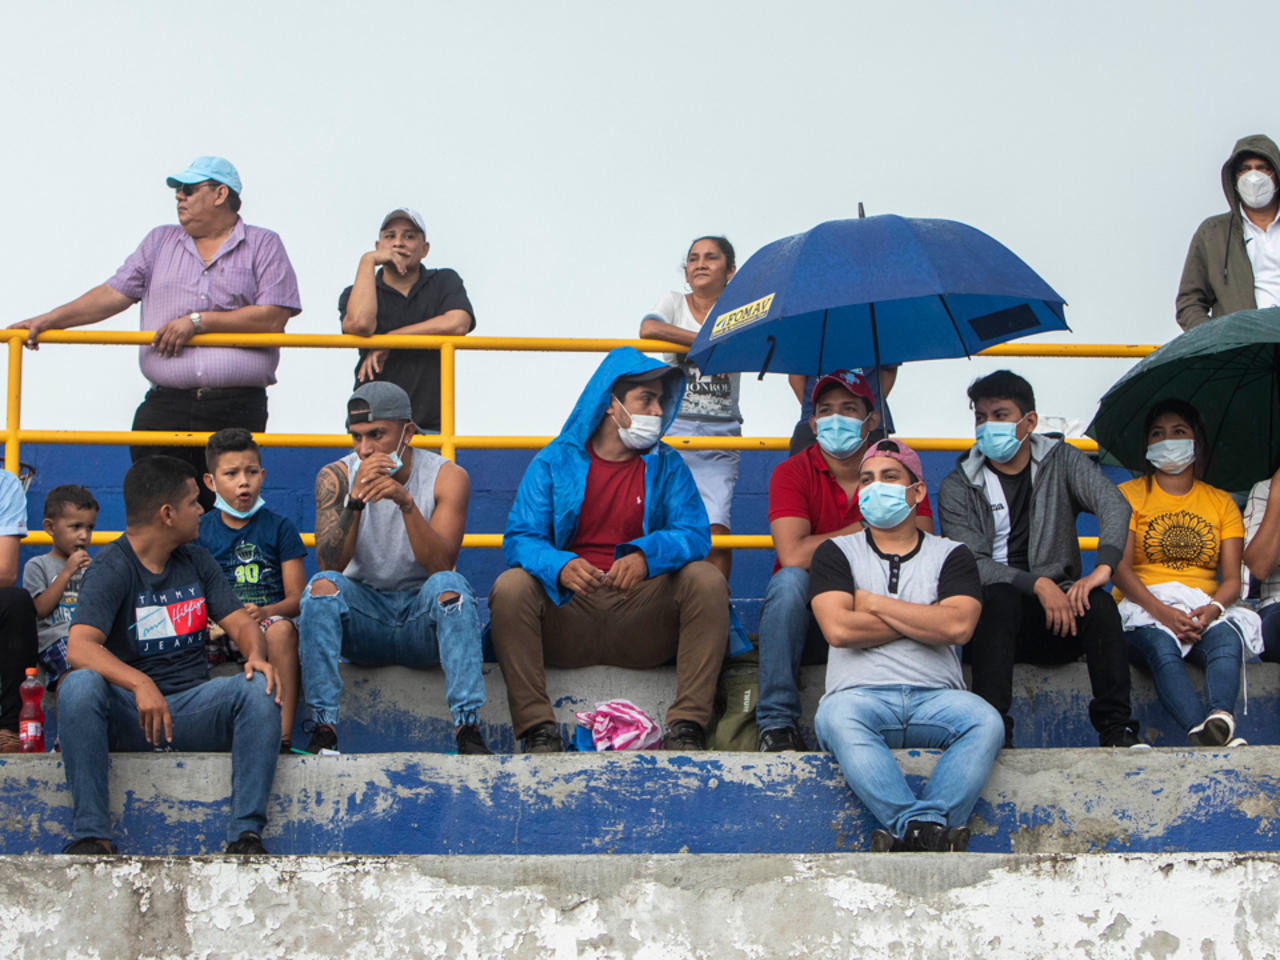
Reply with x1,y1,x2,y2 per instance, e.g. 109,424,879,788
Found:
1100,723,1150,749
301,722,338,755
663,720,707,751
63,837,118,855
1001,715,1015,749
1189,711,1234,747
944,826,971,852
869,829,904,852
521,722,564,754
455,724,492,755
279,739,292,755
903,820,950,852
225,831,268,855
758,725,806,752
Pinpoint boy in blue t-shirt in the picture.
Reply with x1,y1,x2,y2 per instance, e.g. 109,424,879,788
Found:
198,428,306,751
23,484,99,689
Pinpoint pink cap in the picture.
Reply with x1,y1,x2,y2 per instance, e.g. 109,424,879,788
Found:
860,438,924,483
811,369,875,409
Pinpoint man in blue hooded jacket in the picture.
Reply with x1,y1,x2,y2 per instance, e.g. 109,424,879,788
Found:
490,347,729,752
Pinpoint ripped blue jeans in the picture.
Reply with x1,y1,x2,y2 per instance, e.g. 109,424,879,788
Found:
298,570,486,727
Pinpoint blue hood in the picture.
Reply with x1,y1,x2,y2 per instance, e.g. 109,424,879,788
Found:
554,347,686,450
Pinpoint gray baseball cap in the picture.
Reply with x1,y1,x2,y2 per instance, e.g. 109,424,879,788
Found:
346,381,414,428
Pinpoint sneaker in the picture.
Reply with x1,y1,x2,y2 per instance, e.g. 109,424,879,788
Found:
279,739,293,755
1227,737,1249,747
662,720,707,751
944,826,971,852
1100,725,1150,749
903,820,950,852
521,722,564,754
62,837,118,855
758,725,805,752
225,832,268,855
0,729,19,753
869,829,903,852
455,724,492,755
1189,711,1234,747
301,722,339,755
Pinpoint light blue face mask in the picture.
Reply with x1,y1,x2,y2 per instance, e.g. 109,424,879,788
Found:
214,493,266,520
386,426,411,474
858,482,915,530
815,414,865,460
975,419,1025,463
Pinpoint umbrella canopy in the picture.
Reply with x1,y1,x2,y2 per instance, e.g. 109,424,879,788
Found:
686,214,1068,376
1086,308,1280,493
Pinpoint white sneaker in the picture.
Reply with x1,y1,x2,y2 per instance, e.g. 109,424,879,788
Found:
1188,710,1234,747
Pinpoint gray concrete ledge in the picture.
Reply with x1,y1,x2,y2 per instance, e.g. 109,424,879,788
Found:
3,851,1279,959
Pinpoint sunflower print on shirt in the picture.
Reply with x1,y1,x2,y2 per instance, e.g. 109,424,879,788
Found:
1140,510,1219,571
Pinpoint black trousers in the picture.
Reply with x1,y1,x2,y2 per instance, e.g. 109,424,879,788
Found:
965,581,1133,741
131,386,268,510
0,587,38,731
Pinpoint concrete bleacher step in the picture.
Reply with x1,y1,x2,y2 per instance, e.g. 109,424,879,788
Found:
5,745,1279,856
5,851,1279,959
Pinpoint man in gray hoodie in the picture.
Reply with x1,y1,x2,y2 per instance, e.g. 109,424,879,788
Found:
937,371,1141,748
1177,134,1280,331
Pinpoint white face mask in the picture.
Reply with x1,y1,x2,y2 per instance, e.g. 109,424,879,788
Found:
1238,169,1277,209
614,411,663,450
1146,438,1196,475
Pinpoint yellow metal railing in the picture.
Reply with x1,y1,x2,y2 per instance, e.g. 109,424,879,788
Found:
4,329,1154,552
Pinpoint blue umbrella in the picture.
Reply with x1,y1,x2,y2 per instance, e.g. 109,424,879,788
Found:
687,215,1068,377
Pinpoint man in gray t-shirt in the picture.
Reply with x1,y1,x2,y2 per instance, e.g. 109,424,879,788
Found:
809,439,1003,853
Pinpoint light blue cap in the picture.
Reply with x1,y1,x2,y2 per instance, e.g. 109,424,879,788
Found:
166,156,242,194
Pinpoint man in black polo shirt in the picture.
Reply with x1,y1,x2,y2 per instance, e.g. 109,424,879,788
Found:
339,207,476,432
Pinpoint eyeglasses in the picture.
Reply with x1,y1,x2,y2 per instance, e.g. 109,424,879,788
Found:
176,180,218,196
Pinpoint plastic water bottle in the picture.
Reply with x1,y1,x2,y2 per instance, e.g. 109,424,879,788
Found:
19,668,44,753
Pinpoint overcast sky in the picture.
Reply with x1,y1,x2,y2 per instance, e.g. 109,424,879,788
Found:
3,1,1275,445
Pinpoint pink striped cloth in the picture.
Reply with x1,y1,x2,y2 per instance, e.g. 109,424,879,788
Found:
575,699,663,751
106,220,302,389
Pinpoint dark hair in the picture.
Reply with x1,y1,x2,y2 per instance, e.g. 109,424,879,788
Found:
1141,397,1208,481
967,370,1036,417
205,427,260,472
1233,151,1274,178
686,236,736,274
43,484,99,520
123,456,196,524
223,186,242,213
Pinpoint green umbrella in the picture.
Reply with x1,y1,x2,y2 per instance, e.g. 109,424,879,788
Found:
1086,307,1280,493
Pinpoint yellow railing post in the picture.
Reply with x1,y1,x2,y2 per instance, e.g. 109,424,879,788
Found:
5,337,22,475
440,342,456,462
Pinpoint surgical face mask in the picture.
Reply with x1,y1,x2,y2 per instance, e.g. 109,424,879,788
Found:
214,493,266,520
815,414,865,460
386,426,410,474
975,418,1025,463
1146,438,1196,475
858,482,915,530
614,412,664,450
1238,169,1277,209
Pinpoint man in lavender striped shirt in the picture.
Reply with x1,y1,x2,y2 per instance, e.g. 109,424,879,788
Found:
13,156,301,507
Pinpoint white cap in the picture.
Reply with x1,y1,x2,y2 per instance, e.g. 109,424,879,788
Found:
380,207,427,237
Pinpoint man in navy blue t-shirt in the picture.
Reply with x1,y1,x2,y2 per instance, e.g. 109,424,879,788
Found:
57,456,282,855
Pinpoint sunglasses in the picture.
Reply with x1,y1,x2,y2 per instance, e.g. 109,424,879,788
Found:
176,180,218,196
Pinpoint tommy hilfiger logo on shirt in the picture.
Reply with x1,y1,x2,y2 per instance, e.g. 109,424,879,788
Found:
132,584,207,656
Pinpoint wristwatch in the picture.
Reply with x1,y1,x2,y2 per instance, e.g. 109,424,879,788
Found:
344,495,365,512
189,312,203,333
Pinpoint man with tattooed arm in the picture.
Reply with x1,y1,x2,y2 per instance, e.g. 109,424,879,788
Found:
297,382,490,755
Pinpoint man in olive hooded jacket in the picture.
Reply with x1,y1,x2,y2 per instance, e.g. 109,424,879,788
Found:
1176,134,1280,331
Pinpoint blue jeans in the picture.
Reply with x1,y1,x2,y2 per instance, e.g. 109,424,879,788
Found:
298,570,485,727
1260,603,1280,663
57,669,281,846
815,685,1004,837
756,567,825,731
1126,622,1242,733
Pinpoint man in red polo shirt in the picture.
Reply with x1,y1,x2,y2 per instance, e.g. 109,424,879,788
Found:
756,370,934,750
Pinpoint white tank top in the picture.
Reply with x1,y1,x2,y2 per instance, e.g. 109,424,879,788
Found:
340,448,446,592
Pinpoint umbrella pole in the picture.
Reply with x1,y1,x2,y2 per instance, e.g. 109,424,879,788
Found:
869,301,887,437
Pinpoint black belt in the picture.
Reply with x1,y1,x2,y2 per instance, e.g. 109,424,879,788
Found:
148,385,267,401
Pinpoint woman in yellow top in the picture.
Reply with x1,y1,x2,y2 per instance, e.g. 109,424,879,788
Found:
1111,399,1248,746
